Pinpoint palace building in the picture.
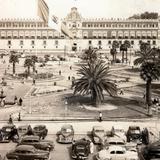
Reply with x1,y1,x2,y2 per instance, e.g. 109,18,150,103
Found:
0,7,160,54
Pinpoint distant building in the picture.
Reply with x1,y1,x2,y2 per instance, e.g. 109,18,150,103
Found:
0,7,159,54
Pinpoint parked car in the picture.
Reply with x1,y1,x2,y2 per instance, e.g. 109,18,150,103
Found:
126,126,142,144
105,137,137,150
57,124,74,143
142,141,160,160
6,145,50,160
111,126,127,142
33,125,48,139
17,135,54,151
17,125,30,138
96,146,139,160
92,126,107,144
71,138,90,160
0,124,19,142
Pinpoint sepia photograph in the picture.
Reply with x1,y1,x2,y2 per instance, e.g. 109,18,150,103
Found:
0,0,160,159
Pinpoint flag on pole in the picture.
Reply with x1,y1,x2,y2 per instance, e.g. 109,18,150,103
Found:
37,0,49,23
50,15,74,39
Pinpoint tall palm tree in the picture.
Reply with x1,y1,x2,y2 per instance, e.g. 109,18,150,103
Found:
120,44,126,63
134,42,152,65
110,40,119,62
140,62,160,115
31,55,38,72
82,47,98,63
24,57,33,75
9,51,19,75
124,40,131,63
73,60,117,106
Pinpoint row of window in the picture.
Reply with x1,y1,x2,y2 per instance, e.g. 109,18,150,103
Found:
88,40,156,45
0,36,65,39
83,23,158,28
8,40,59,46
0,22,47,28
83,36,157,39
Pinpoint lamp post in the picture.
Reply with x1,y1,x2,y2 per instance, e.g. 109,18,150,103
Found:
65,100,68,118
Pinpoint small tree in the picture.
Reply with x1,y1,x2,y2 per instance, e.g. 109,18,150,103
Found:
73,60,117,106
9,51,19,75
31,55,38,72
110,40,119,62
24,57,33,75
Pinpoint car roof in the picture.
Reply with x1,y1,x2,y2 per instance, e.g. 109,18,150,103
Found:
15,145,35,151
18,125,29,129
112,125,124,130
93,126,104,130
34,125,46,128
108,137,125,143
61,124,73,129
2,124,15,128
129,126,140,129
22,135,40,140
108,146,126,152
75,139,89,145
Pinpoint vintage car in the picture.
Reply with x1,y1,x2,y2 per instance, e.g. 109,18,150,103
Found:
0,124,19,142
17,125,30,138
96,146,139,160
126,126,142,144
92,126,107,144
142,141,160,160
111,126,127,142
57,124,74,143
105,137,137,150
72,139,90,160
6,145,50,160
17,135,54,151
33,125,48,139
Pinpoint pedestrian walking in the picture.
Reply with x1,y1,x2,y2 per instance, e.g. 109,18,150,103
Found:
14,96,18,104
68,76,70,80
99,111,102,122
33,78,35,85
70,66,72,70
19,97,23,106
59,70,61,75
18,112,21,121
8,115,13,124
119,88,124,95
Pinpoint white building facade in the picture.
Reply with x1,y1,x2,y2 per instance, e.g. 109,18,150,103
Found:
0,7,160,55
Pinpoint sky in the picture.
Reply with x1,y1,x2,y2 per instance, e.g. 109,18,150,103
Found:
0,0,160,19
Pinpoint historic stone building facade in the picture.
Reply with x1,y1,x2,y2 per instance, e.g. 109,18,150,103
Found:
0,7,159,54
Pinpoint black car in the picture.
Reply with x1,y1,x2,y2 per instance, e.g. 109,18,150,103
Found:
18,135,54,151
126,126,142,144
142,141,160,160
33,125,48,139
6,145,50,160
126,126,149,145
0,124,19,142
72,139,90,160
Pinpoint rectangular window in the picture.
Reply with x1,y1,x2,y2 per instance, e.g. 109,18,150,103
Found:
88,40,92,45
8,40,11,45
131,41,134,45
20,40,23,45
43,40,46,45
98,41,102,45
31,40,35,45
153,40,156,45
55,40,58,45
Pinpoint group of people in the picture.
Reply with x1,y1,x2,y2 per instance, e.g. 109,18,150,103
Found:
14,96,23,106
